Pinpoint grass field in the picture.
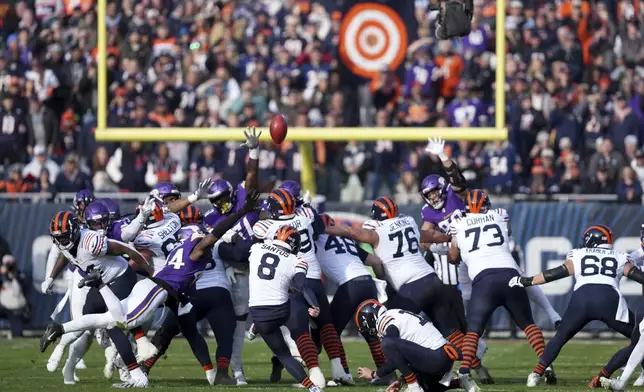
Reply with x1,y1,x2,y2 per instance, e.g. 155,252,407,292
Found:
0,338,636,391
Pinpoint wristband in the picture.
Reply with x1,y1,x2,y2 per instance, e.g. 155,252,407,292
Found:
249,148,259,160
519,277,533,287
188,194,198,203
438,152,449,162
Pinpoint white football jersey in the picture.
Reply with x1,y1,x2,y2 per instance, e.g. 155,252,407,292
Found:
253,213,321,279
376,308,446,350
195,240,232,292
316,233,370,286
368,216,434,290
451,208,518,280
248,242,308,307
133,212,182,275
568,245,631,291
60,229,128,284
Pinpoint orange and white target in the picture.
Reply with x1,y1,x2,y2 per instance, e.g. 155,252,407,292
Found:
339,3,408,79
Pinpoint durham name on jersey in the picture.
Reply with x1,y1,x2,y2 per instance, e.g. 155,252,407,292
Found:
61,229,129,284
134,212,181,275
248,242,308,307
568,246,630,291
252,208,321,279
451,208,516,280
316,233,370,286
376,309,446,350
368,216,434,290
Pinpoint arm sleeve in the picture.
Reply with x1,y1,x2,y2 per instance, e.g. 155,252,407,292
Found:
311,212,325,237
292,271,319,308
630,248,644,267
252,220,272,240
357,245,370,262
85,232,108,257
627,264,644,284
120,217,145,243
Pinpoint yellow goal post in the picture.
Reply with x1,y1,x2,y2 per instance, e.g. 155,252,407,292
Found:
95,0,506,195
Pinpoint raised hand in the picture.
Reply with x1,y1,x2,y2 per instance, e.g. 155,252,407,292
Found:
194,178,214,200
241,127,262,150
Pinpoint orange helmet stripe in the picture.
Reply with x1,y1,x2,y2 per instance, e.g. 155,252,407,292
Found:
374,200,391,218
382,197,397,217
270,192,289,215
586,225,613,244
52,212,62,232
276,188,294,214
61,211,71,232
354,299,381,328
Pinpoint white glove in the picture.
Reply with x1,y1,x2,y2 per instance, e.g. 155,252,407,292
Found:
302,190,312,206
225,264,237,284
41,277,54,294
140,196,156,217
373,278,389,304
425,136,448,161
189,178,214,202
429,243,450,255
178,302,194,316
508,276,524,288
221,229,238,244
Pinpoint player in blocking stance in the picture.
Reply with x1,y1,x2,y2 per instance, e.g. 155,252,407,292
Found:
449,190,549,387
249,226,324,391
509,224,644,387
355,300,480,392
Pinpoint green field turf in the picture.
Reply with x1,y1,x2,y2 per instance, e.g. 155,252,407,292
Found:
0,338,636,391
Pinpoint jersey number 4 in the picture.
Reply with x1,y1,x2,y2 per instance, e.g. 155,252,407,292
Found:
464,224,504,252
258,253,280,280
167,248,185,269
581,255,617,277
389,228,420,258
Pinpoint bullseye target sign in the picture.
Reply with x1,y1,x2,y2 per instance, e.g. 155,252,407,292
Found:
339,3,409,79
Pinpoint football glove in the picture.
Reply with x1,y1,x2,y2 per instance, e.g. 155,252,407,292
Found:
225,264,237,284
426,136,448,161
41,277,54,294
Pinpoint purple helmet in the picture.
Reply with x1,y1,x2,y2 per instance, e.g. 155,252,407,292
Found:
97,198,121,221
207,179,234,214
177,224,205,241
421,174,448,210
279,180,302,204
84,201,110,233
154,182,181,202
73,189,95,217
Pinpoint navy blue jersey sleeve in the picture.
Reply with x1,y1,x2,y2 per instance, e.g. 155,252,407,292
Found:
311,212,325,238
217,239,253,265
292,272,319,308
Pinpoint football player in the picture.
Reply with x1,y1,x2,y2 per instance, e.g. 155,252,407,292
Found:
253,189,350,386
72,189,95,225
40,211,154,387
179,205,203,226
202,127,261,385
355,300,480,392
316,214,393,385
509,224,644,387
449,190,548,387
248,227,323,392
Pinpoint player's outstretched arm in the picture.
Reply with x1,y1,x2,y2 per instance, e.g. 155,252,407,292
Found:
448,237,461,264
363,254,386,280
120,196,155,242
191,190,260,259
164,178,214,213
419,228,450,244
419,221,436,251
241,126,261,193
108,240,153,276
624,262,644,284
426,136,468,198
325,225,379,247
509,260,573,288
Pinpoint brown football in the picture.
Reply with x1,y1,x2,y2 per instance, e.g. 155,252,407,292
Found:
269,114,288,144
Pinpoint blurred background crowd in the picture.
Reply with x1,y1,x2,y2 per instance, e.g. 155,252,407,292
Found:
0,0,643,203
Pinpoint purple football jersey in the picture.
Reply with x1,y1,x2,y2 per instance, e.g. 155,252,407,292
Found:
155,234,212,293
108,217,132,242
203,183,259,240
420,185,465,232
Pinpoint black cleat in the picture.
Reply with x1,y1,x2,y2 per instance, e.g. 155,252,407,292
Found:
214,371,237,385
475,365,495,384
269,356,284,382
544,365,557,385
554,320,561,330
40,322,63,353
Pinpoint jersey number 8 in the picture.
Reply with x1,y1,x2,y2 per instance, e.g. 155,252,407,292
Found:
258,253,281,280
580,255,617,277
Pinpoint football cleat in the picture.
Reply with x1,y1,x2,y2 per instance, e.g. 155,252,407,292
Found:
331,358,355,385
134,337,158,363
104,344,117,379
544,366,557,385
634,369,644,386
234,370,248,386
459,373,481,392
214,371,236,385
269,356,284,382
526,372,541,387
309,367,326,388
75,359,87,370
40,322,64,353
46,344,65,372
308,386,324,392
406,382,424,392
474,365,494,384
588,375,601,388
370,373,397,386
62,359,80,385
600,377,625,391
112,376,149,388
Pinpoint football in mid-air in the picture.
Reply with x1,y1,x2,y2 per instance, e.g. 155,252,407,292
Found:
270,114,288,144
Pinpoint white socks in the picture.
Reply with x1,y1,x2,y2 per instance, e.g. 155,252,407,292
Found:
99,285,126,324
63,312,114,333
619,333,644,384
231,319,247,372
526,286,561,324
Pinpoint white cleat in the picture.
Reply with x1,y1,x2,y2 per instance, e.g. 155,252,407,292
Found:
635,370,644,386
309,386,324,392
119,368,132,383
600,377,625,391
47,345,65,372
330,358,355,385
134,337,158,363
309,367,326,388
459,373,481,392
112,374,149,388
76,358,87,370
62,359,79,385
95,329,110,349
104,345,118,379
527,372,541,387
234,370,248,386
405,382,425,392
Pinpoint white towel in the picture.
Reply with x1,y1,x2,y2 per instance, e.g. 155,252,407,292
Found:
614,288,630,323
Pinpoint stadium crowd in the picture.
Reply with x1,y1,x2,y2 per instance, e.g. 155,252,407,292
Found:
0,0,643,203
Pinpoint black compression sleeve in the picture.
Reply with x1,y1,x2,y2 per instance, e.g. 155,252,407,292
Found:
357,245,369,262
542,264,570,283
218,240,253,264
444,163,467,192
627,265,644,284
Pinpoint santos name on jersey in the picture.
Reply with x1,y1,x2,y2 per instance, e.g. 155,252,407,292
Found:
376,308,447,350
451,208,517,281
316,233,370,286
248,242,308,307
252,210,322,279
134,212,182,275
60,229,129,284
367,216,434,291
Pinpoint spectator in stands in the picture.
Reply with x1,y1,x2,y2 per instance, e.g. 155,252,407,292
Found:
189,143,218,191
368,110,402,199
92,146,118,192
0,93,31,165
22,144,59,183
609,92,640,155
0,238,29,338
632,149,644,185
54,153,92,192
341,141,367,203
530,148,560,194
28,98,59,152
0,164,32,193
145,143,185,188
588,139,626,194
617,166,643,204
395,151,422,205
485,141,521,194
